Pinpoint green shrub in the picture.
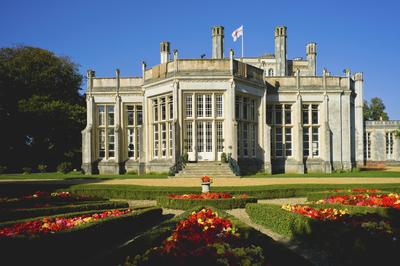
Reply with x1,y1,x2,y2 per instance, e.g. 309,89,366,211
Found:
183,152,189,162
56,162,73,174
126,170,137,175
37,164,48,173
22,167,32,174
156,196,257,210
0,165,7,174
221,152,227,163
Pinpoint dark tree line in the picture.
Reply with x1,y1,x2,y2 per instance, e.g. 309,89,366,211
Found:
0,46,86,173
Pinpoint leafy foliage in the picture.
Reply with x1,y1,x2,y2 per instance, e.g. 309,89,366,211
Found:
0,46,85,172
363,97,389,121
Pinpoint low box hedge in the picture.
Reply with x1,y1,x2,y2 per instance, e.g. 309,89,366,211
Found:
0,200,129,222
156,196,257,210
0,207,163,266
111,206,311,266
67,183,400,200
246,203,400,265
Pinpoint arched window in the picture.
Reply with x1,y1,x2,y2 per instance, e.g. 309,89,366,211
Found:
268,68,274,76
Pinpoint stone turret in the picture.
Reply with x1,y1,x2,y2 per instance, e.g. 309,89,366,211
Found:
274,26,287,76
306,42,317,76
212,26,224,59
160,41,170,63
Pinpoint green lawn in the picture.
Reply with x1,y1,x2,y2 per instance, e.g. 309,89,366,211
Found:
0,171,169,180
242,170,400,178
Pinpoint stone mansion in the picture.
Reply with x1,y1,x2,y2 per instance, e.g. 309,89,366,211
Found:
81,26,400,175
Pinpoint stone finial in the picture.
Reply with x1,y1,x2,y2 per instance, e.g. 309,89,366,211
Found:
306,43,317,55
344,68,351,77
173,49,178,60
115,68,120,77
229,49,234,58
274,26,287,37
354,72,363,81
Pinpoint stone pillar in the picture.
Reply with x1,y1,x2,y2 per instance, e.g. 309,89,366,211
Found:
292,93,304,173
160,41,170,64
261,88,271,173
274,26,287,76
82,70,95,174
137,125,145,174
212,26,224,59
341,91,352,170
114,69,122,174
321,93,332,173
353,72,364,166
173,80,179,163
306,43,317,76
226,80,237,160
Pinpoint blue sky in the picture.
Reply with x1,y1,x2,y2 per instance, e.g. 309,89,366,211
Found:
1,0,400,118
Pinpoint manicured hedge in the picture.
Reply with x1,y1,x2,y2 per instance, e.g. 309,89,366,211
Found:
246,203,400,265
156,196,257,210
67,183,400,200
0,207,163,266
0,200,129,222
112,206,311,266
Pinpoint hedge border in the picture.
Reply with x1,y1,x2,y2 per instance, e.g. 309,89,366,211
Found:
0,200,129,222
245,203,400,265
0,207,163,265
115,206,311,266
66,183,400,200
156,196,257,210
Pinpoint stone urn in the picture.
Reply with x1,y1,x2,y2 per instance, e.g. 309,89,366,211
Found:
201,175,212,193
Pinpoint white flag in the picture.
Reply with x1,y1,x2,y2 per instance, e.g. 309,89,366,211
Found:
232,25,243,42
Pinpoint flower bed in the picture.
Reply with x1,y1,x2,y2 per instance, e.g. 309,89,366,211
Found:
157,193,256,210
0,200,129,222
246,203,400,265
0,191,102,210
312,192,400,209
306,189,390,202
129,208,265,265
0,209,132,238
0,207,163,265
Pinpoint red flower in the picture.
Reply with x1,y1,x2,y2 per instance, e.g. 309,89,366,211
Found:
201,176,212,183
168,193,248,200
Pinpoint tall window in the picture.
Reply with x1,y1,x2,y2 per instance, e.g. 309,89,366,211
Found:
197,94,204,117
303,104,319,157
216,95,223,117
97,105,115,159
268,68,274,76
185,122,193,152
386,132,394,158
185,95,193,118
268,104,292,158
364,132,372,160
216,121,224,152
152,95,173,159
126,105,142,159
236,96,258,158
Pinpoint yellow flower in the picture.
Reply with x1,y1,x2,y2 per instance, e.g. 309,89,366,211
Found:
197,218,204,224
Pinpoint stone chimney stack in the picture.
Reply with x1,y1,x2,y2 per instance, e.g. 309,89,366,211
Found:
160,41,170,63
274,26,287,76
212,26,224,59
306,42,317,76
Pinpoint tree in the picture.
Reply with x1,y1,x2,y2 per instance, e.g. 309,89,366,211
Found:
0,46,85,173
363,97,389,121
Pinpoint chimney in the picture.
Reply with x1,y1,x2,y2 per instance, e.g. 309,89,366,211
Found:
212,26,224,59
160,41,170,63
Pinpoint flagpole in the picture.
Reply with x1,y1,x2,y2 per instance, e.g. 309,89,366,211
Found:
241,26,244,58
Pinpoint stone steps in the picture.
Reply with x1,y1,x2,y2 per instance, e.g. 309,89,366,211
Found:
174,162,237,178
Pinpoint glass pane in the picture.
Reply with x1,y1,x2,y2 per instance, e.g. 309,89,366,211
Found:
285,105,291,124
169,96,173,120
98,106,105,126
137,106,143,125
216,95,223,117
197,95,204,117
107,106,114,126
197,122,204,152
205,95,212,117
243,98,248,120
275,105,282,125
185,95,192,117
127,106,134,126
266,104,273,124
312,104,319,124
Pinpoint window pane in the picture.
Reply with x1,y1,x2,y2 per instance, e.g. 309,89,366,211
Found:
99,129,105,158
153,99,158,122
285,104,291,124
197,122,204,152
186,122,193,152
197,95,204,117
127,105,134,126
205,95,212,117
275,105,282,124
128,128,134,158
303,127,309,156
185,95,193,117
137,106,143,125
302,104,309,124
216,95,223,117
243,98,248,120
107,106,114,126
98,106,105,126
168,96,173,120
312,104,319,124
235,97,240,119
312,127,319,156
216,121,223,152
161,97,166,120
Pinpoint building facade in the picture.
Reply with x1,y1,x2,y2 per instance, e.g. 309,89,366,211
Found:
81,25,398,175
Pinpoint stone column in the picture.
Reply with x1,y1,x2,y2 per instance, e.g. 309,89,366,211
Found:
292,93,304,173
173,80,179,163
321,93,332,173
353,72,364,166
82,70,95,174
341,91,352,170
138,125,145,174
228,80,238,160
114,69,122,174
261,87,271,173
